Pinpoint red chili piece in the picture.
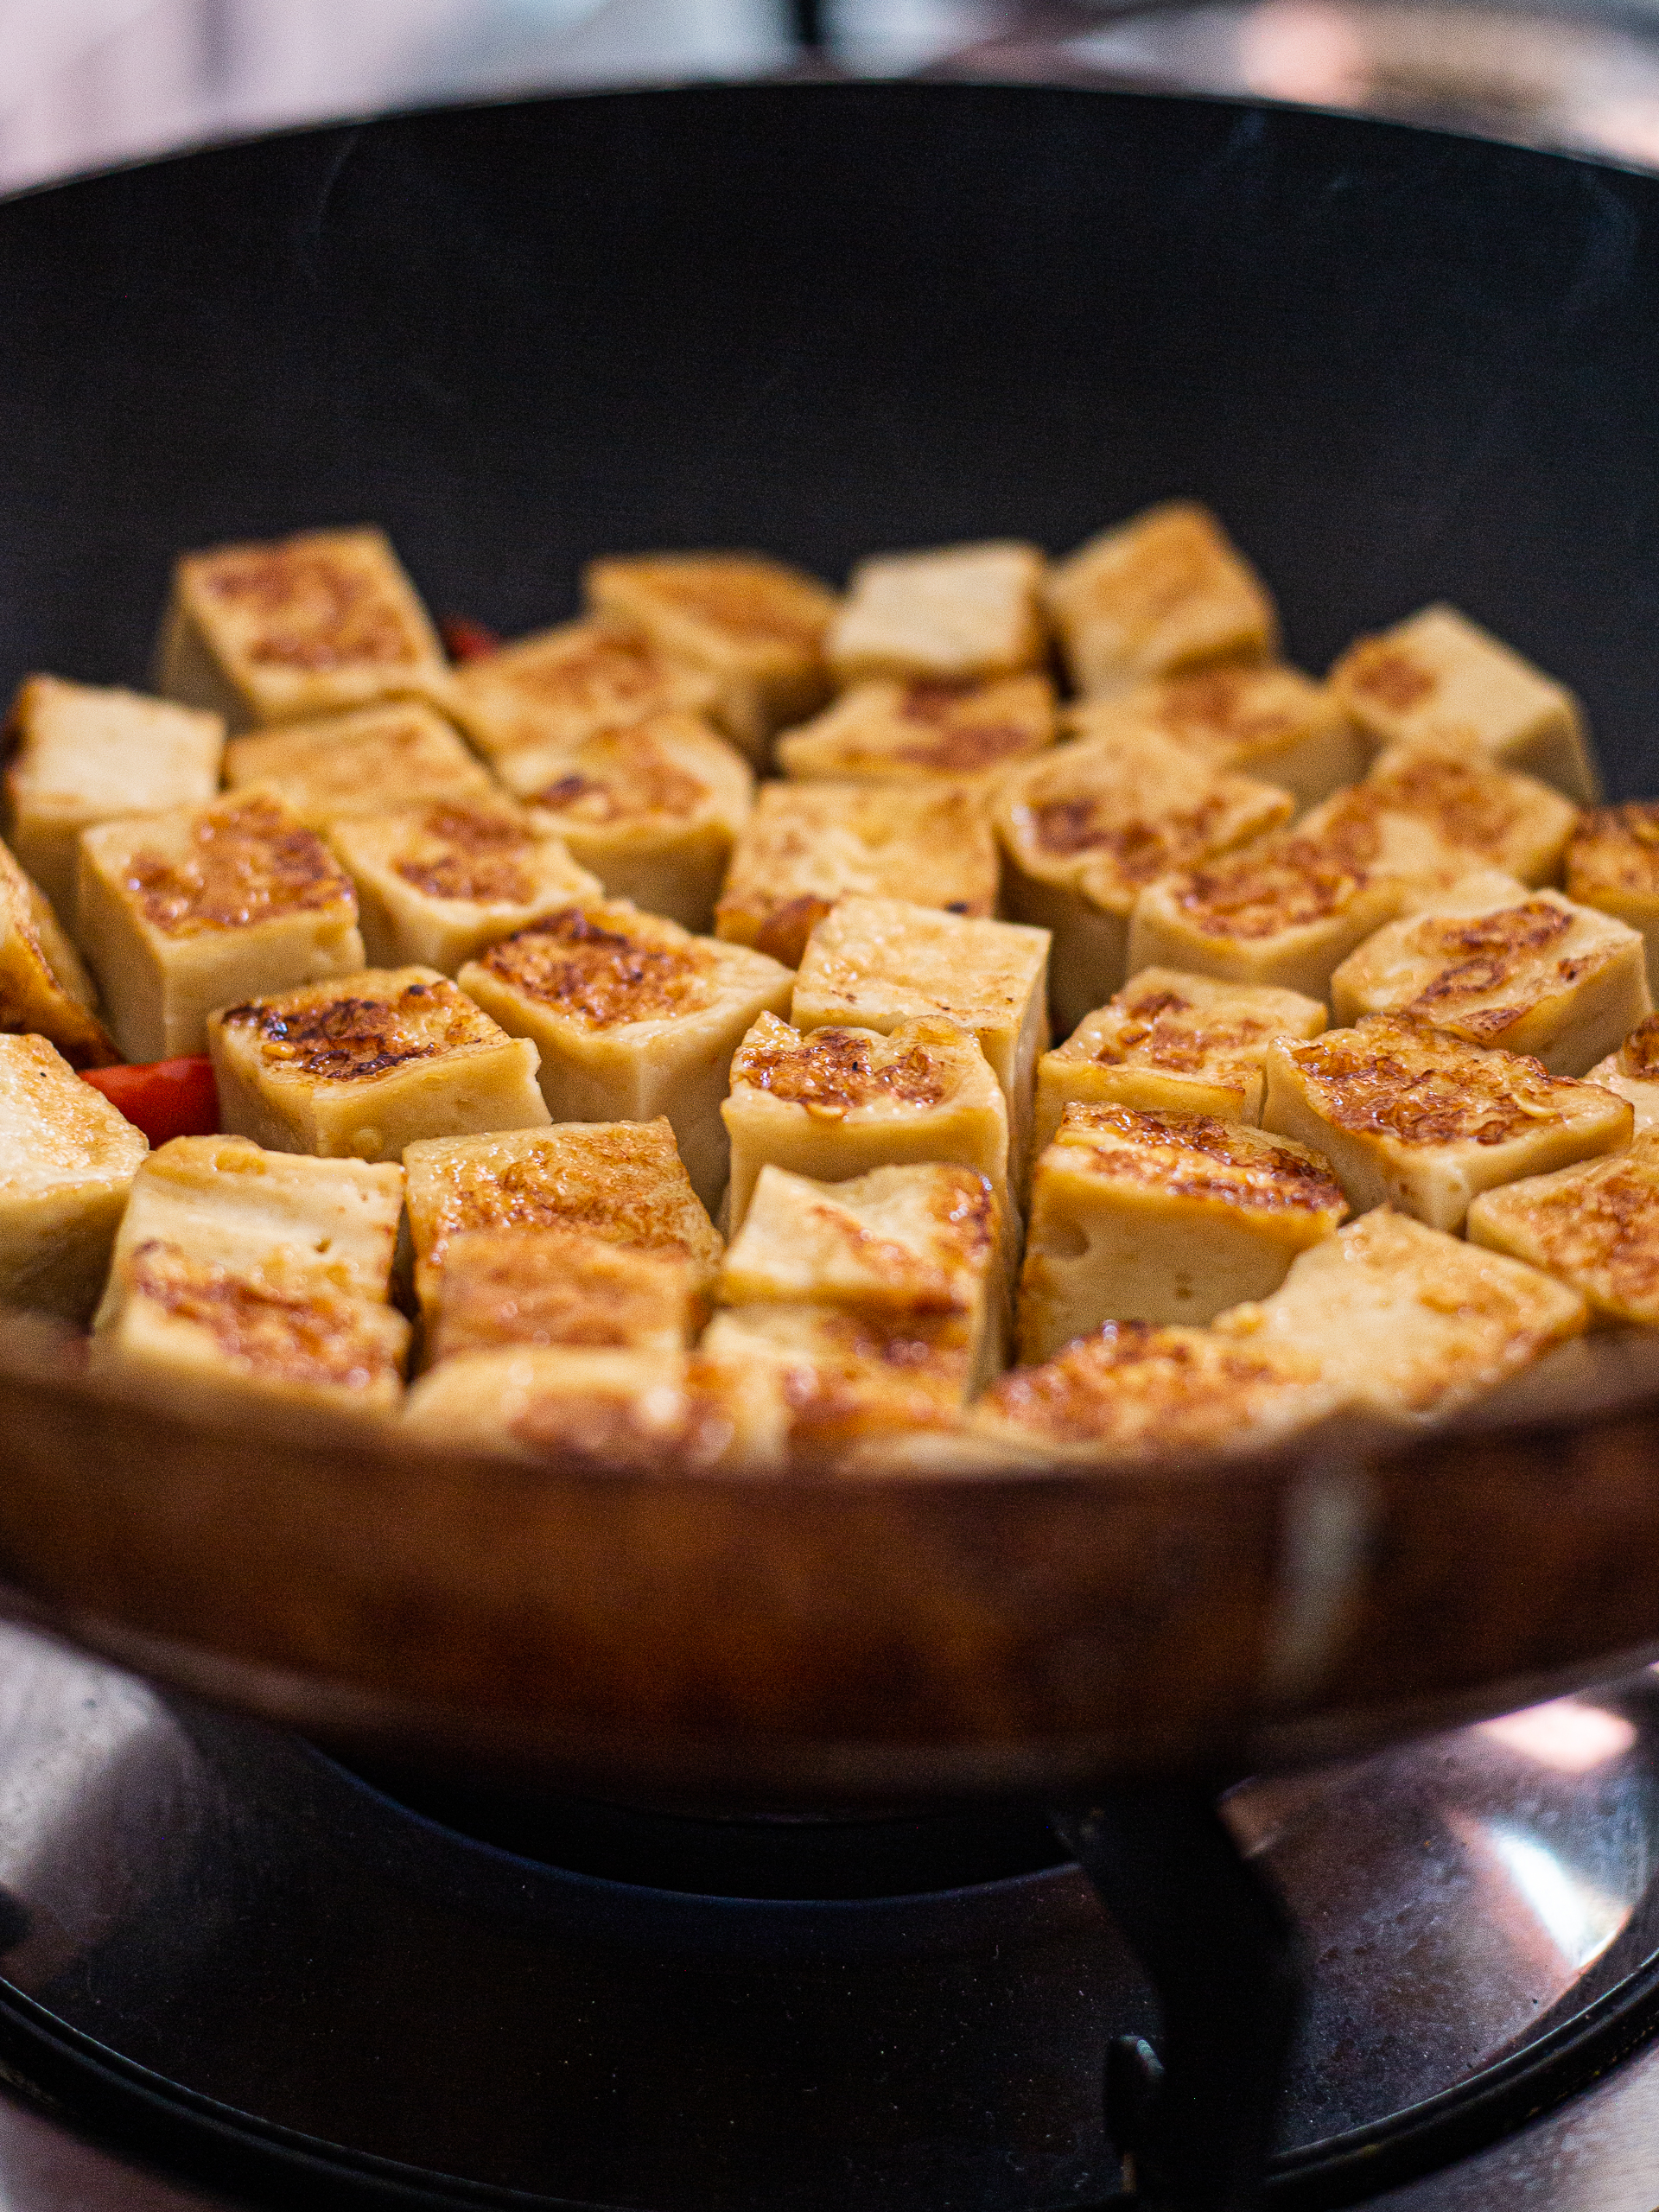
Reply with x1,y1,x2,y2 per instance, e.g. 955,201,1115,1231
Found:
81,1056,219,1146
441,615,501,664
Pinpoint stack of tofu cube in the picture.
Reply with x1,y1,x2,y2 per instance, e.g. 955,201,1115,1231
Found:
1,499,1657,1471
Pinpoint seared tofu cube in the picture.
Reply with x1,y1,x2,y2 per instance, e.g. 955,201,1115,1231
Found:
402,1116,721,1321
1128,832,1411,1002
1467,1135,1659,1327
1046,503,1278,696
1017,1102,1346,1360
1034,969,1327,1154
585,553,838,761
696,1302,975,1471
92,1135,408,1427
791,898,1051,1172
721,1160,1005,1387
77,794,366,1063
995,725,1293,1033
402,1344,689,1463
1330,880,1649,1075
1301,747,1580,894
1067,664,1366,811
425,1225,703,1366
826,542,1046,685
1329,604,1596,804
0,836,118,1068
776,674,1056,785
1586,1014,1659,1133
209,966,550,1161
966,1317,1332,1468
3,677,224,920
497,711,753,932
458,904,791,1211
447,617,719,763
1261,1014,1631,1230
156,527,449,730
0,1033,147,1320
1567,801,1659,995
326,798,601,974
223,700,493,829
715,780,1000,970
1221,1207,1586,1425
721,1011,1009,1235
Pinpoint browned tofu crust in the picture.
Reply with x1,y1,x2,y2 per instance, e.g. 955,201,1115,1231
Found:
217,971,501,1082
126,1239,404,1389
1151,833,1376,941
1283,1013,1596,1147
473,905,724,1028
1066,975,1318,1084
1321,749,1578,877
1049,1102,1348,1219
0,840,118,1067
731,1020,958,1114
1567,802,1659,902
450,620,717,756
120,795,355,938
779,675,1055,781
384,802,559,906
516,726,718,825
1615,1013,1659,1077
591,556,836,653
427,1225,700,1363
181,531,438,682
1471,1144,1659,1323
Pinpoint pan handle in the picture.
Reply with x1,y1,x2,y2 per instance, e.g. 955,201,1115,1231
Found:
1052,1789,1304,2212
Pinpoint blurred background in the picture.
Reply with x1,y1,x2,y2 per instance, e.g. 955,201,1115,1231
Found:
3,0,1659,194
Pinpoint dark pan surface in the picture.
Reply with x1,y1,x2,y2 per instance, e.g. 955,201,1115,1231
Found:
0,83,1657,1795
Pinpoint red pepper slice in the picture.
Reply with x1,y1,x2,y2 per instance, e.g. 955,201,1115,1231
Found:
81,1056,219,1147
441,615,501,664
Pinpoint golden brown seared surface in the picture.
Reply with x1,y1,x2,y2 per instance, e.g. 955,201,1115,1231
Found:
0,1033,147,1190
427,1226,699,1363
779,675,1055,782
1155,834,1375,940
474,904,719,1028
1315,749,1579,879
1393,898,1575,1034
222,703,493,826
1046,504,1278,690
715,782,999,969
1567,804,1659,902
731,1015,960,1116
1046,1102,1348,1217
404,1121,722,1283
1468,1140,1659,1322
523,727,710,823
389,804,545,906
127,1239,403,1389
588,555,836,652
1061,973,1325,1081
699,1302,975,1451
185,532,431,673
1616,1014,1659,1078
1137,664,1326,753
218,970,499,1083
722,1161,998,1315
122,796,354,938
449,620,717,757
1281,1014,1596,1147
0,838,118,1068
976,1318,1323,1454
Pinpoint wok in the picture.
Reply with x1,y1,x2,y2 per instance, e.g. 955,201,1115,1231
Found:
0,80,1656,1802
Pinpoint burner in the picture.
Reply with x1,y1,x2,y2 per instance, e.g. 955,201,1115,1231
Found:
0,1622,1654,2209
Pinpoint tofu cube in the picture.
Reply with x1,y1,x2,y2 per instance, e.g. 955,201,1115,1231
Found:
98,1135,405,1322
791,898,1051,1173
402,1344,689,1464
1046,503,1278,696
76,794,366,1063
1586,1014,1659,1133
0,1033,147,1320
1329,880,1650,1075
721,1010,1010,1235
209,966,550,1162
1127,832,1413,1002
3,677,224,920
1017,1101,1346,1361
1328,604,1597,804
496,711,753,933
0,836,118,1068
776,673,1057,785
1067,664,1366,811
1219,1206,1586,1424
1261,1014,1632,1230
715,779,1000,971
720,1160,1005,1388
966,1316,1334,1466
425,1225,703,1367
1467,1135,1659,1327
1034,969,1328,1155
155,527,449,730
222,700,493,829
92,1135,409,1427
1301,747,1580,894
585,553,838,761
402,1116,722,1321
826,541,1046,685
458,904,791,1211
446,617,720,763
326,798,602,974
1567,801,1659,996
995,726,1294,1033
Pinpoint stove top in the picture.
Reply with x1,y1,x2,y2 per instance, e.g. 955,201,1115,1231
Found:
0,1624,1656,2209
